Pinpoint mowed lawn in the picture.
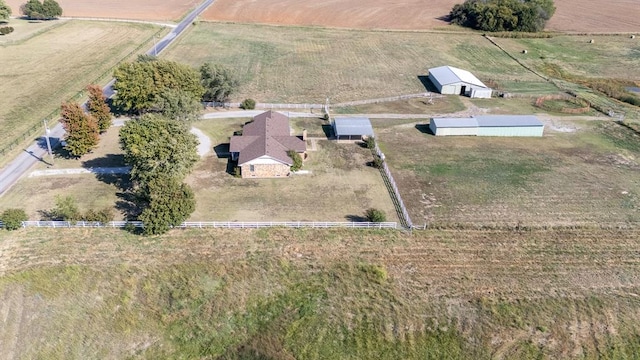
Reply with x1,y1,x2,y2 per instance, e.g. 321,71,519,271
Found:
164,22,549,103
187,118,398,222
0,20,162,155
377,119,640,227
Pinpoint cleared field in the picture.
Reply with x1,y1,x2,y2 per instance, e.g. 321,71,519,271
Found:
0,20,162,156
0,227,639,358
5,0,200,21
377,119,640,227
204,0,639,33
187,118,398,222
164,22,546,103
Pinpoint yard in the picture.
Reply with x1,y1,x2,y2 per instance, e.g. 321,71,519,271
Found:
377,118,640,227
0,20,164,167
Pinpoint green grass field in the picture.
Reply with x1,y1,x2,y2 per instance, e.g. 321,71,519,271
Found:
0,20,163,162
163,22,550,104
1,227,639,358
378,119,640,227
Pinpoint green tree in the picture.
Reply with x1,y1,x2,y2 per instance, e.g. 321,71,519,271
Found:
449,0,555,32
365,208,386,223
1,209,28,230
119,114,199,185
86,84,112,133
60,101,99,157
0,0,12,23
21,0,62,20
240,98,256,110
154,88,203,123
138,177,195,235
200,63,239,102
113,60,204,114
50,195,80,221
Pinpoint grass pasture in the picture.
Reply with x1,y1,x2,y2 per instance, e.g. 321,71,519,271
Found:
377,119,640,227
0,20,163,161
164,22,549,104
1,227,640,358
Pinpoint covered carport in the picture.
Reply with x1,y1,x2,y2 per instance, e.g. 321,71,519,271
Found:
333,117,375,142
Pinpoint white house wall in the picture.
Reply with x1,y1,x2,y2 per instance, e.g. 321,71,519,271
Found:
477,126,544,137
242,156,289,166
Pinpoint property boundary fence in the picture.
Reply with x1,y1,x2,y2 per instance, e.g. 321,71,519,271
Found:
3,221,397,230
373,144,413,229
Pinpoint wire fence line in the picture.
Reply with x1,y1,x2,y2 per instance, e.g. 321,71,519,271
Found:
373,144,414,229
2,221,398,230
204,92,439,111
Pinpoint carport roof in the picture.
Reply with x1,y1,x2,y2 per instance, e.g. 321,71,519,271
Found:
333,117,375,136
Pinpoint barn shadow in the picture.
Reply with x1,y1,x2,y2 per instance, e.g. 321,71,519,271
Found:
321,124,334,139
415,124,434,135
418,75,439,92
214,143,230,159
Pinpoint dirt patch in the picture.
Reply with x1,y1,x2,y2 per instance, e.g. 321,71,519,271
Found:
5,0,201,21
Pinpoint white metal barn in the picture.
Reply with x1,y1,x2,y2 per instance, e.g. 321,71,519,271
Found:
333,117,375,141
428,66,492,98
430,115,544,137
429,118,479,136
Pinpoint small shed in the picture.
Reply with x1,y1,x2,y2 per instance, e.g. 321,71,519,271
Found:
428,65,492,98
333,117,374,141
430,118,478,136
475,115,544,137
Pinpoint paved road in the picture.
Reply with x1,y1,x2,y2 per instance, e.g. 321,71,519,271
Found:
0,0,216,197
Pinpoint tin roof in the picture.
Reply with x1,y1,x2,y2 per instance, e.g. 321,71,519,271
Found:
431,117,478,128
475,115,543,127
428,66,488,88
333,117,375,136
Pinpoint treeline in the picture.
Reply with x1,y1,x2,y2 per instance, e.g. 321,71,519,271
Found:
449,0,556,32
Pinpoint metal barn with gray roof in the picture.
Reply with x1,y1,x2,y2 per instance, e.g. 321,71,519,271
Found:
428,66,492,98
333,117,375,141
430,115,544,137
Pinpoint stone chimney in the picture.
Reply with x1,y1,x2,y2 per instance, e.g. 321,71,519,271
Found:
302,129,308,141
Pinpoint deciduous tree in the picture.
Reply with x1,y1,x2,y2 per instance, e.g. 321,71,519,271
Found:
21,0,62,20
86,84,112,133
154,88,203,123
113,60,204,114
138,177,195,235
0,208,27,230
60,101,99,157
200,63,239,102
0,0,12,22
119,114,199,185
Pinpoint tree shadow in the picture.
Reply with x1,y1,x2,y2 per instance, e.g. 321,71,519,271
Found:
436,14,451,22
415,124,434,135
82,154,126,168
115,190,144,221
418,75,439,92
345,215,367,222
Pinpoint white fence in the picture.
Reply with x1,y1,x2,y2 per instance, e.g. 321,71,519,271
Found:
5,221,397,230
373,144,414,229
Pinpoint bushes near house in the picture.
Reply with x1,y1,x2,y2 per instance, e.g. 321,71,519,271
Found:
240,98,256,110
287,150,303,172
0,208,28,230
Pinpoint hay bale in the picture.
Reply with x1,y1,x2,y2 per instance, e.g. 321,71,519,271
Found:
522,49,528,54
589,39,594,43
631,35,636,39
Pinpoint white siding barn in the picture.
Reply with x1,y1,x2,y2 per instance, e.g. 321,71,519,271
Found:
428,66,492,98
429,115,544,137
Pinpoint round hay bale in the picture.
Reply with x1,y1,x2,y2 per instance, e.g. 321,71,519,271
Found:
631,35,636,39
522,49,528,54
589,39,594,43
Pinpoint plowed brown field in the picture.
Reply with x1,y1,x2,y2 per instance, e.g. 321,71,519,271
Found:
203,0,640,33
5,0,201,21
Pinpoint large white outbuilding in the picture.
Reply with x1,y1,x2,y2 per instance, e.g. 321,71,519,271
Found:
428,65,492,98
430,115,544,137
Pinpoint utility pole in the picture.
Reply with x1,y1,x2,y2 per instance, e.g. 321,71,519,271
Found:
43,119,54,165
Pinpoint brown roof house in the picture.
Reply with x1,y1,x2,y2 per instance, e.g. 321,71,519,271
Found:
230,111,306,178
